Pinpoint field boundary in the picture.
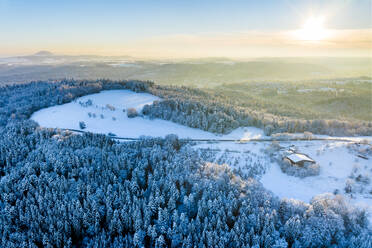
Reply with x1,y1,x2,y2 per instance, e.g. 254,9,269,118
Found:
52,127,367,144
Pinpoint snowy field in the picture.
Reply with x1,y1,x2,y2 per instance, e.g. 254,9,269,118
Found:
195,140,372,222
261,141,372,219
31,90,266,140
31,90,372,221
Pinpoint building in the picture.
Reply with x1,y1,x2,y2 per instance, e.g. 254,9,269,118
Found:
284,153,316,167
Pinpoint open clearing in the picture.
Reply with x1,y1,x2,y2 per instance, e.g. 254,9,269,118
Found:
31,90,265,140
31,90,372,222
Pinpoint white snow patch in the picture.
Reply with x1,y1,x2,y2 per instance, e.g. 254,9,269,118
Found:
319,87,336,92
297,88,314,93
108,63,141,68
30,90,264,140
196,139,372,222
260,141,372,221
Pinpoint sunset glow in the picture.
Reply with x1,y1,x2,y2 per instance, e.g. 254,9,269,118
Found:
296,17,330,41
0,0,370,57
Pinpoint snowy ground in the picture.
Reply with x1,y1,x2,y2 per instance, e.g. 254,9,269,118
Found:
31,90,266,140
195,140,372,222
261,141,372,218
31,90,372,221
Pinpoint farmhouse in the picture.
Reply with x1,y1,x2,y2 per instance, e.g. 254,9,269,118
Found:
284,153,316,167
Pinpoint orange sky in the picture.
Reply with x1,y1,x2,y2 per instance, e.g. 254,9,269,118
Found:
0,0,371,58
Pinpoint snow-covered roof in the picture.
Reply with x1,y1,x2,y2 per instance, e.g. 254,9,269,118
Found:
286,153,315,163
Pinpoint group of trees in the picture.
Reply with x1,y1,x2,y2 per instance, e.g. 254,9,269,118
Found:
127,108,139,118
0,79,371,247
0,120,370,247
278,158,320,178
143,85,372,136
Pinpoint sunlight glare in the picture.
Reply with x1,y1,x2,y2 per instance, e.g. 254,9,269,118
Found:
295,16,329,41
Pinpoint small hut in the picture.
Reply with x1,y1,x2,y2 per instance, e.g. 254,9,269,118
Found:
284,153,315,167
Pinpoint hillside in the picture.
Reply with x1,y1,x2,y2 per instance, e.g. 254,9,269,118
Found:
0,57,370,86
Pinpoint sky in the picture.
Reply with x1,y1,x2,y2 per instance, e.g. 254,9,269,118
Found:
0,0,371,58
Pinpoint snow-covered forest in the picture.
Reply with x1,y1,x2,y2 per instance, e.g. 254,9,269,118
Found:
1,79,371,136
0,79,371,247
144,85,372,136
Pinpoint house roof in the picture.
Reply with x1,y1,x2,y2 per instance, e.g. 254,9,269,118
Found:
286,153,315,163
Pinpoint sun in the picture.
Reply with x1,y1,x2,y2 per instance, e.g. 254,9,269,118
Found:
295,16,329,41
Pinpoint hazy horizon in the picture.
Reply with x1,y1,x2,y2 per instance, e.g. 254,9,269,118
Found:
1,0,371,58
1,51,372,60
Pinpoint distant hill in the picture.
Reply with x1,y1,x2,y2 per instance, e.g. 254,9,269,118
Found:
33,51,54,56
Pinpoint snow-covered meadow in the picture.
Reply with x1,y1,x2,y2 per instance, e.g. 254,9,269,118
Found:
31,90,372,221
31,90,266,140
262,141,372,219
195,139,372,222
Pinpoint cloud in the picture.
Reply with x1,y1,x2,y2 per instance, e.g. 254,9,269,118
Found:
106,29,371,58
1,29,370,58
